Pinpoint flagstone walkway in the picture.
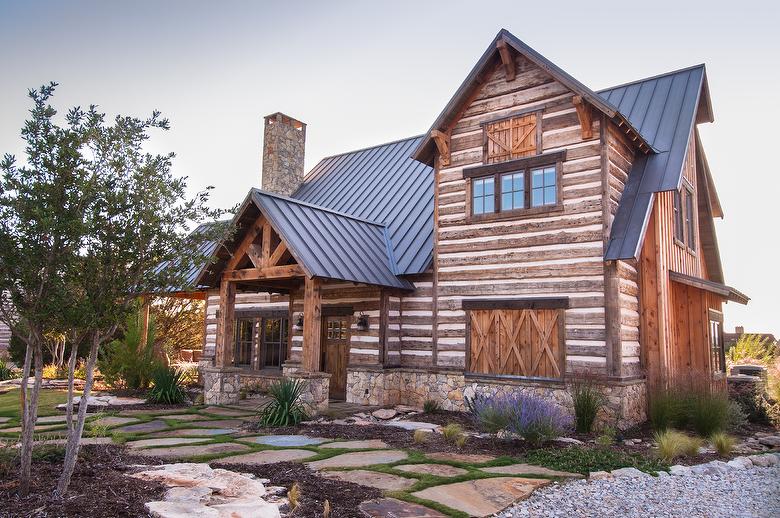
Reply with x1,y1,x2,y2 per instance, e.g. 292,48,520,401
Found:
0,401,579,516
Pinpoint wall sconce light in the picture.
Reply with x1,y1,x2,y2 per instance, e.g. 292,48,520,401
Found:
356,312,369,331
292,313,303,331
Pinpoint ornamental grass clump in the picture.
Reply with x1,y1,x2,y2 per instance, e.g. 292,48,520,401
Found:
0,359,15,381
147,365,186,404
465,392,513,433
260,378,309,426
654,430,703,462
710,432,736,457
507,394,572,446
571,379,605,433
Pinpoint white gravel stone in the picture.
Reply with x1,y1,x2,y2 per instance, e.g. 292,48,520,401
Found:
507,465,780,518
669,465,692,477
610,467,650,478
728,457,753,470
588,471,612,481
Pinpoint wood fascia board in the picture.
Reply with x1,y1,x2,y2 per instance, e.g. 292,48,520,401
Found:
462,297,569,310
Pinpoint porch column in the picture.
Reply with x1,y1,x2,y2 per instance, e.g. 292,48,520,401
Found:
216,279,236,367
301,276,322,372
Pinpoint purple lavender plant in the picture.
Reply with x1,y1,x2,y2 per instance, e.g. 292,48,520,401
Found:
507,394,573,446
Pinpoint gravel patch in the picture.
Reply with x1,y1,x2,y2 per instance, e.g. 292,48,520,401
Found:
504,465,780,518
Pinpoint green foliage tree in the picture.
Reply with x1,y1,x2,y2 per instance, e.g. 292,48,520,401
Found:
726,334,777,366
98,304,156,390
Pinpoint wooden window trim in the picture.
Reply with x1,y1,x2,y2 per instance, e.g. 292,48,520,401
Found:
464,151,566,223
674,181,697,255
708,309,726,375
463,297,570,310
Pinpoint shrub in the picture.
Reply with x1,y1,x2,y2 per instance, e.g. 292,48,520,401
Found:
146,365,186,404
260,378,309,426
442,423,464,443
74,359,89,380
506,394,572,446
0,359,16,381
595,426,616,447
172,361,199,386
465,393,512,433
454,434,467,448
423,399,440,413
726,334,776,366
684,391,729,436
571,379,605,433
710,432,736,457
98,307,156,389
730,381,771,424
42,363,67,379
726,400,748,432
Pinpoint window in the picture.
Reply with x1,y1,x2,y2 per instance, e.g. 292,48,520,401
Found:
472,176,495,215
233,314,288,370
709,310,725,374
484,114,538,164
501,172,525,211
674,184,696,251
326,319,347,340
234,318,254,367
465,151,565,220
261,317,288,368
531,166,557,207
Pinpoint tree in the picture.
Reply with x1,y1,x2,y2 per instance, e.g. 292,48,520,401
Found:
0,83,94,495
54,92,227,495
151,296,205,361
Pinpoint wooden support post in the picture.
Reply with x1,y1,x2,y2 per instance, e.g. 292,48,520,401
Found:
139,295,151,349
217,279,236,367
301,277,323,372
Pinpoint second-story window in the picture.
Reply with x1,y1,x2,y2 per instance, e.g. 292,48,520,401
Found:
674,183,696,252
465,151,565,221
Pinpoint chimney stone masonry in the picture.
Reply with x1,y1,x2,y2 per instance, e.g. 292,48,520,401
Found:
261,112,306,196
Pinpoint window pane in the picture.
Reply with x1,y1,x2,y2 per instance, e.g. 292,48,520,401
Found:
513,190,524,209
484,177,494,195
544,168,556,186
474,179,483,197
484,195,494,213
532,169,543,188
501,192,512,210
473,197,483,214
502,175,512,193
514,173,524,191
544,186,556,205
532,188,543,207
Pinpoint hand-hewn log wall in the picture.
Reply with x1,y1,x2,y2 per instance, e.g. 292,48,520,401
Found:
434,54,610,375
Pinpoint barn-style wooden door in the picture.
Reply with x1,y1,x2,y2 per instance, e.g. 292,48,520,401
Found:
321,316,349,400
484,113,538,163
468,308,564,379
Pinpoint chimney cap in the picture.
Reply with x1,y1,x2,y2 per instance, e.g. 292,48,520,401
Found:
264,112,306,131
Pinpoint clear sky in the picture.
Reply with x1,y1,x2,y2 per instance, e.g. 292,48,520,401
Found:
1,0,778,335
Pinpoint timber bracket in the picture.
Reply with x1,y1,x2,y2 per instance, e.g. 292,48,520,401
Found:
431,129,451,167
572,95,594,140
496,39,516,81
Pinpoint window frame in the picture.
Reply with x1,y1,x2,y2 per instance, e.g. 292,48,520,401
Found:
464,151,566,223
232,310,289,371
708,309,726,375
673,181,697,254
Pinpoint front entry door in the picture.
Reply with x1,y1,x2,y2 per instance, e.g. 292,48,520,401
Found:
321,316,349,400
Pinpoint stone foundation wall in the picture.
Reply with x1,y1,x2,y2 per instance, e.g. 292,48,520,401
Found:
202,367,241,405
346,367,647,429
286,371,330,415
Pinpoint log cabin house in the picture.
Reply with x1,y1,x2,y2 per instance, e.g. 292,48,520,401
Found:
193,29,747,427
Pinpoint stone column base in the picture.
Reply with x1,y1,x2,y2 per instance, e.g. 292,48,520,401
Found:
284,368,330,416
202,367,241,405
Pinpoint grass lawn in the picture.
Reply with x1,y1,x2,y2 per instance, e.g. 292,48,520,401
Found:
0,388,70,419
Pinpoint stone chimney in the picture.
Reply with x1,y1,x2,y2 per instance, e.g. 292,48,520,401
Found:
261,112,306,196
735,326,745,335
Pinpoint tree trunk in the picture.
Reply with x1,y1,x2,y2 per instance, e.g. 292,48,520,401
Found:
64,339,79,433
55,331,100,496
19,337,44,497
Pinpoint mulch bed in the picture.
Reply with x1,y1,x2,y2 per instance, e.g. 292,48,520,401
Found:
0,445,166,518
214,461,382,518
249,422,534,457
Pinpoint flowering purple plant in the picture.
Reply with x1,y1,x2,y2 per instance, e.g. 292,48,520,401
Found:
466,391,572,444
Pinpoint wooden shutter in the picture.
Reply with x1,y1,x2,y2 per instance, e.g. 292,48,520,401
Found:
468,308,563,379
485,114,537,164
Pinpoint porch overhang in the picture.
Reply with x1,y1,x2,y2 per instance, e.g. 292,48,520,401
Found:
669,271,749,305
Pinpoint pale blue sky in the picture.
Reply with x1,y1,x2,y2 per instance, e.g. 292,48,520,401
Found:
1,0,778,334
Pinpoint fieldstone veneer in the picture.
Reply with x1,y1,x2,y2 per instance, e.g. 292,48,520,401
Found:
347,367,647,429
202,367,241,405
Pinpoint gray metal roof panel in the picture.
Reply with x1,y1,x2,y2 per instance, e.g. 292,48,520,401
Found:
293,135,433,275
602,66,707,261
250,190,413,289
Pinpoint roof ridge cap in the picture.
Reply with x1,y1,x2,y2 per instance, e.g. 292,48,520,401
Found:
597,64,706,93
314,134,425,163
251,188,387,227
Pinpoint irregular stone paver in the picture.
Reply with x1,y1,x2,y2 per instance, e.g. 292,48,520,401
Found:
57,395,146,409
200,406,256,417
135,442,250,459
412,477,550,516
128,437,210,449
482,463,583,478
116,420,170,434
244,435,327,447
35,437,113,446
215,449,316,465
384,421,440,431
360,498,447,518
372,408,398,420
395,463,469,477
90,416,140,428
321,469,415,490
0,417,11,424
36,415,69,423
307,449,408,470
1,424,65,433
190,419,246,429
156,414,202,421
320,439,388,449
131,463,281,517
426,452,496,464
151,428,236,437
